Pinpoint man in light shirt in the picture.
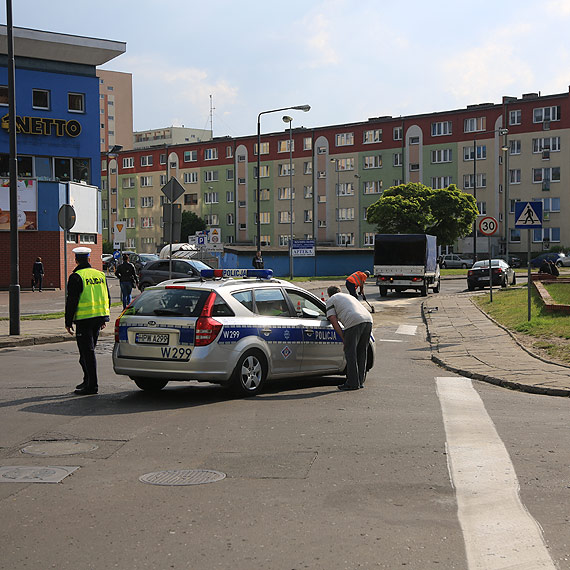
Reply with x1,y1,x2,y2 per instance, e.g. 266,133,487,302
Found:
326,285,373,391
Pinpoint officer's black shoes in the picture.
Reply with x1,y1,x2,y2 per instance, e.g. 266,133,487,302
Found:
74,387,98,395
338,383,359,391
75,382,87,390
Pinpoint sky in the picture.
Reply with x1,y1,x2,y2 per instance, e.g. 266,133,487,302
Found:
8,0,570,138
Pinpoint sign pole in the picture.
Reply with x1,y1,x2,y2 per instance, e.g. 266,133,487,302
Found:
488,235,493,302
527,229,532,321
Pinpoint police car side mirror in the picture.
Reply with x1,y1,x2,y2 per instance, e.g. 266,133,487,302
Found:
302,308,319,318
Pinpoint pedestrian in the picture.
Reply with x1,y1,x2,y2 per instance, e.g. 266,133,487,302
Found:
65,247,110,395
32,256,44,292
539,259,552,274
549,260,560,277
252,250,264,269
345,269,370,299
326,285,373,391
115,253,138,308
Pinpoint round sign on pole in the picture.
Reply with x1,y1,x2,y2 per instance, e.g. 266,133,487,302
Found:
478,216,498,236
57,204,76,230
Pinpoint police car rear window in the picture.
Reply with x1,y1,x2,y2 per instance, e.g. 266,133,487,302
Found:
125,289,209,317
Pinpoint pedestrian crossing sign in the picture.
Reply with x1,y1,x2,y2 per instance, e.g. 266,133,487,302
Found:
514,201,542,229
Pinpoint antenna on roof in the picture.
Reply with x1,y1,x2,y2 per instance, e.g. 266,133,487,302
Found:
209,94,215,136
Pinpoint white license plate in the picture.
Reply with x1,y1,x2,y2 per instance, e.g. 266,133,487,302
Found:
135,333,169,344
479,276,490,281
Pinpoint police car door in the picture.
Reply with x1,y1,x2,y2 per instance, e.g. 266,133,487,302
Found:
252,287,303,376
285,288,345,373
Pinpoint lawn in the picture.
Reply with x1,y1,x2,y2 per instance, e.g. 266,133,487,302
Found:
474,286,570,363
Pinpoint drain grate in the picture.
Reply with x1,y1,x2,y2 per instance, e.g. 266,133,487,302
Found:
22,441,99,456
139,469,226,486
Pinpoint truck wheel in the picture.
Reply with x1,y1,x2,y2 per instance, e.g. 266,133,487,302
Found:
379,286,388,297
420,285,428,296
433,278,440,293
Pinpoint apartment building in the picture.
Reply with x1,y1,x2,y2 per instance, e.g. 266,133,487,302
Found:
97,69,133,152
133,126,212,149
102,89,570,258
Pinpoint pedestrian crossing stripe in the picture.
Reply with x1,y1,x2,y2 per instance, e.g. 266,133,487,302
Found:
514,201,543,229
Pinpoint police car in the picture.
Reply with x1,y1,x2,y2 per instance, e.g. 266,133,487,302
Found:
112,269,375,395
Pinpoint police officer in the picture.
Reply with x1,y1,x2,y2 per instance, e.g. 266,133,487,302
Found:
65,247,110,395
345,270,370,298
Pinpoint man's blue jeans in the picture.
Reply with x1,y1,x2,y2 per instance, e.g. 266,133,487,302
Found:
120,281,134,309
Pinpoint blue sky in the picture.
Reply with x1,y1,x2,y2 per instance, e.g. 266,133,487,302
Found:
9,0,570,137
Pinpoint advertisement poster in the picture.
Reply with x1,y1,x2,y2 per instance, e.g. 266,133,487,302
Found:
0,178,37,231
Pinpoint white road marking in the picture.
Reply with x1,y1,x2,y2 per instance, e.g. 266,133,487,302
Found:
436,377,555,570
376,339,403,343
395,324,417,336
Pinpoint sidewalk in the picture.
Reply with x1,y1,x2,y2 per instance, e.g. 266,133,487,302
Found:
423,294,570,397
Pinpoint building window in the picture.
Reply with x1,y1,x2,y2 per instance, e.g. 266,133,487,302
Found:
335,182,354,196
463,173,486,188
141,155,153,167
509,140,521,155
532,137,560,153
227,213,234,225
363,129,382,143
123,157,134,168
304,185,313,198
464,117,486,133
204,170,219,182
363,155,383,169
123,197,135,208
336,207,355,221
278,163,294,176
141,196,154,208
334,158,354,171
226,168,234,181
184,193,198,205
278,235,291,247
409,163,420,171
32,89,50,110
337,233,354,246
393,127,403,141
363,180,383,194
532,167,560,183
509,169,521,184
254,165,270,178
140,217,154,228
409,136,420,145
278,211,294,224
255,188,270,201
463,145,487,161
278,139,294,153
184,172,198,184
259,212,270,224
140,176,153,187
335,132,354,146
126,217,136,228
0,85,9,105
317,146,327,155
278,187,295,200
363,232,375,246
536,197,560,212
303,161,312,174
68,92,85,113
183,150,197,162
318,195,326,203
509,228,521,243
159,174,167,186
431,176,453,189
533,227,560,243
204,192,219,204
533,106,560,123
509,110,521,125
226,146,233,158
431,149,452,163
205,214,219,226
254,142,269,155
477,201,486,215
303,137,312,151
431,121,452,136
393,153,402,167
226,190,234,203
204,148,218,160
304,210,313,223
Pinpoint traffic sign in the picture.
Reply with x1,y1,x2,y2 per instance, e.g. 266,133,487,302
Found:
478,216,498,236
514,201,542,229
209,228,221,244
161,177,185,202
57,204,76,230
114,221,126,243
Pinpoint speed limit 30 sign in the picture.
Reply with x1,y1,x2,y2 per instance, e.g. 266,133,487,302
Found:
478,216,498,236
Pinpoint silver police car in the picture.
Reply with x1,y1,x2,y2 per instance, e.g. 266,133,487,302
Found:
112,269,375,395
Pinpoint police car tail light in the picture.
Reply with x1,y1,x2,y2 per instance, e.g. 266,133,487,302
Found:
195,291,222,346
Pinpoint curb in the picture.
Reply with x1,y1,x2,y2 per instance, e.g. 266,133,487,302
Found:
0,329,115,349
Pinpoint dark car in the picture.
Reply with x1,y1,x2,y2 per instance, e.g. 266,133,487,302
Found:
530,252,570,268
138,258,212,290
467,259,516,291
125,252,159,274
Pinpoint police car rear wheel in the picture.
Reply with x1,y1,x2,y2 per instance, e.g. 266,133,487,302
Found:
131,377,168,391
232,350,267,396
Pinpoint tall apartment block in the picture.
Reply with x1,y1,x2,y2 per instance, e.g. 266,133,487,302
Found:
97,69,133,152
101,89,570,260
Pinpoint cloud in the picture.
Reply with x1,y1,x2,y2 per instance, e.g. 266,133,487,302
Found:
546,0,570,16
300,11,339,68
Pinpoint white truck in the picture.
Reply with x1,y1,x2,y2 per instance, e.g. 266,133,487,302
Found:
374,234,440,297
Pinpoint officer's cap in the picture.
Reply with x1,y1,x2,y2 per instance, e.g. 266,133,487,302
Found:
72,247,91,256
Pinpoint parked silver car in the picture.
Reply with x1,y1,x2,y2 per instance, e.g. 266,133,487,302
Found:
440,254,474,269
113,269,375,395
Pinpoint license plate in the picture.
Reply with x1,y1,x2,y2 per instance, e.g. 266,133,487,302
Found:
135,333,169,344
479,276,490,281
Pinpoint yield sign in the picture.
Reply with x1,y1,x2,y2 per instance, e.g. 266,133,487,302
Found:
514,201,542,229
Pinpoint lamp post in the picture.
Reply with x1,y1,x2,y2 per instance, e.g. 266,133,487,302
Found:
283,116,294,278
330,158,340,245
354,174,361,247
106,144,123,245
256,104,310,250
471,129,507,262
501,136,509,263
208,185,214,226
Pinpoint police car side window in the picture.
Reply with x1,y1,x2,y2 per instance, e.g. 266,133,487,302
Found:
286,290,325,317
212,293,234,317
253,288,291,317
232,290,254,312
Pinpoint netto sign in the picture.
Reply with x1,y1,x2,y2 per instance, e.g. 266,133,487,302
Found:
1,114,81,137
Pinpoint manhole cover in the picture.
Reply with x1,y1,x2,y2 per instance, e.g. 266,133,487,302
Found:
21,441,99,456
0,465,79,483
139,469,226,486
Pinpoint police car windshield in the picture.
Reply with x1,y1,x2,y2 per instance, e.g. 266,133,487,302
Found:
125,289,209,317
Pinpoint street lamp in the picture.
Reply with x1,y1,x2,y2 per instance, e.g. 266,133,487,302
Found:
330,158,340,246
256,104,310,250
106,144,123,246
283,115,294,278
501,136,509,264
472,129,507,262
354,174,361,247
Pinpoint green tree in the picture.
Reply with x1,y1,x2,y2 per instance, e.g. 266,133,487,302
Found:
366,183,478,247
102,240,113,254
180,211,206,242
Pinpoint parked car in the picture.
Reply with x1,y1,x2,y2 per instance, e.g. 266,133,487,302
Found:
467,259,516,291
440,254,474,269
496,255,522,268
530,252,570,268
138,258,212,290
101,254,114,271
125,252,159,274
113,268,376,395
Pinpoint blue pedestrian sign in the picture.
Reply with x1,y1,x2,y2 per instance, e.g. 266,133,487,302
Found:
514,201,542,229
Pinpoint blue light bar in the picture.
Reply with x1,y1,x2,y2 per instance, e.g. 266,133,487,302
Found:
200,269,273,279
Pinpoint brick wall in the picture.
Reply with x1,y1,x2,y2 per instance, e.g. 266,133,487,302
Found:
0,232,103,289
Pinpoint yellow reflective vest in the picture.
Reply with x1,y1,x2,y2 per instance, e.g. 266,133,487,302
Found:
74,268,110,321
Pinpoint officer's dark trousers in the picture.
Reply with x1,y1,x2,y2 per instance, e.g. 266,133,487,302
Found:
343,321,373,388
75,318,102,389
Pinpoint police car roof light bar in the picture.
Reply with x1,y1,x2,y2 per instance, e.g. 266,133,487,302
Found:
200,269,273,279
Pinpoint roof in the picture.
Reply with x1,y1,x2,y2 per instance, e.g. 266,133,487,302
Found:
0,25,125,66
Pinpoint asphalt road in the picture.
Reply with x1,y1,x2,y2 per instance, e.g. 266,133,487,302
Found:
0,284,567,569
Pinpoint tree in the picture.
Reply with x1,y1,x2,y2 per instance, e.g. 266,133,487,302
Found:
180,211,206,242
366,183,478,247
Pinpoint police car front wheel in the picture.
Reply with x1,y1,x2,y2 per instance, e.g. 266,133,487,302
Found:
131,377,169,391
232,350,267,396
